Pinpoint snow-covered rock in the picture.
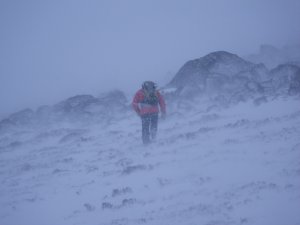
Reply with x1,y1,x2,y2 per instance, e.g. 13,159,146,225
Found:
0,108,36,132
51,91,128,122
270,64,300,95
167,51,268,100
166,51,300,105
0,90,129,134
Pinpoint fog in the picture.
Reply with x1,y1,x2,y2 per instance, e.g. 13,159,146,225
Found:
1,0,300,116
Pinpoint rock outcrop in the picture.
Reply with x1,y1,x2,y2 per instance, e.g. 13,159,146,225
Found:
166,51,300,103
0,90,128,133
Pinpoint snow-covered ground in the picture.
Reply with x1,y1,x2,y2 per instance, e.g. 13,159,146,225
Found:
0,97,300,225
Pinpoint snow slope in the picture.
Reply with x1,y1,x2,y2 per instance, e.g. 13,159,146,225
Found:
0,96,300,225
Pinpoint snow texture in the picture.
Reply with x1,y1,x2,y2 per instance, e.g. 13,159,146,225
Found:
0,95,300,225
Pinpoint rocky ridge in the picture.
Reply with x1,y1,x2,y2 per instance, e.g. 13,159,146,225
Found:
0,90,128,133
1,50,300,133
166,51,300,102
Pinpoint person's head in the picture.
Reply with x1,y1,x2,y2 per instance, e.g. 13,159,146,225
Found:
142,81,156,93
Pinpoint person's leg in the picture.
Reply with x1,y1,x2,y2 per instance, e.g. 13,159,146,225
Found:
150,113,158,140
141,115,151,144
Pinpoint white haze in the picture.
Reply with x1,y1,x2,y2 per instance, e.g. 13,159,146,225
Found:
0,0,300,115
1,1,300,224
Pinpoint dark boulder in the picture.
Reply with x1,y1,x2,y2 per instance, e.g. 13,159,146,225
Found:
167,51,269,100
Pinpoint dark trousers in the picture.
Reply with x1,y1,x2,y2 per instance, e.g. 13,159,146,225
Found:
141,113,158,144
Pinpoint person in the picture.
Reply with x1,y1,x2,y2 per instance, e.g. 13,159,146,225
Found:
132,81,166,144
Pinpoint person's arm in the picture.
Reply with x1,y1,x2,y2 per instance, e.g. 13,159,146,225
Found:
157,91,166,117
132,90,143,116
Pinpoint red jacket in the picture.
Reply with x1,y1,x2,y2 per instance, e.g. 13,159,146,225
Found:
132,89,166,116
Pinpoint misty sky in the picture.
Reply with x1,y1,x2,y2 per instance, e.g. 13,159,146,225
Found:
1,0,300,116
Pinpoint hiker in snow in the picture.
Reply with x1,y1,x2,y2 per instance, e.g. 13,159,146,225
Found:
132,81,166,144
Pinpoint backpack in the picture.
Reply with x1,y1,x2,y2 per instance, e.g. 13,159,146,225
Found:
142,81,158,105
